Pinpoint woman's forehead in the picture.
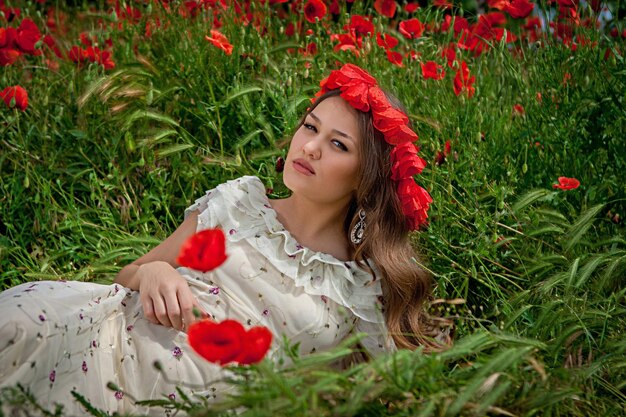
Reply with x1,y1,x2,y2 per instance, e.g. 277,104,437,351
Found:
309,96,361,139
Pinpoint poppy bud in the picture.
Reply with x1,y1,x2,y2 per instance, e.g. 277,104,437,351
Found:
275,156,285,173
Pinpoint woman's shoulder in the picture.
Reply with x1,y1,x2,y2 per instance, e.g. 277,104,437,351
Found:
184,176,265,218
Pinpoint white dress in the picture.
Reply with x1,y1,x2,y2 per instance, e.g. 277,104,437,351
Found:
0,176,392,416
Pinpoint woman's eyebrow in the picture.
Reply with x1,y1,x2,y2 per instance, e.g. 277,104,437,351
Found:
309,112,354,140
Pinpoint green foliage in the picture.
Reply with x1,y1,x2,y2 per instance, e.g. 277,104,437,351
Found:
1,0,625,416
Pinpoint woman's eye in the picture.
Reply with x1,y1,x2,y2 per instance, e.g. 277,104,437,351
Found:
303,123,317,132
332,139,348,151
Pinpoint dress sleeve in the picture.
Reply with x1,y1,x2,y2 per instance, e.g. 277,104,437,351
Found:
354,317,396,358
184,188,220,231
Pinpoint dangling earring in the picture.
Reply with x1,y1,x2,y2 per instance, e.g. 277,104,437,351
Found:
350,209,366,245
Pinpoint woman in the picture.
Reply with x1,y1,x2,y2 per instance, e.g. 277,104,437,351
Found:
0,64,439,415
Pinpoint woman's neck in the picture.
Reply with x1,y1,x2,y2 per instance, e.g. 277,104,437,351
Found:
269,195,352,261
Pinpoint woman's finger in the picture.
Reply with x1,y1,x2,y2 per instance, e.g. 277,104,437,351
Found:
140,293,158,324
177,290,196,332
164,292,183,330
152,295,173,328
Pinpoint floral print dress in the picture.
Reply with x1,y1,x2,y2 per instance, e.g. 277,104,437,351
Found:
0,176,393,416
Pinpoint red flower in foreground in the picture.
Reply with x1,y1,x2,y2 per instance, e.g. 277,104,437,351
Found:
421,61,446,80
374,0,397,18
177,229,228,272
0,85,28,110
205,30,233,55
303,0,327,23
188,319,272,365
513,103,525,115
453,61,476,98
553,177,580,190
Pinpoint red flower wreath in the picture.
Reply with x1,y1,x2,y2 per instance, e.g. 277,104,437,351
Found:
314,64,432,230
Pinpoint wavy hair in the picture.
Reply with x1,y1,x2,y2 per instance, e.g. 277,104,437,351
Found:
299,90,449,353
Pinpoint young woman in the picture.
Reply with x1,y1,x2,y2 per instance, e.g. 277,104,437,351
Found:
0,64,441,415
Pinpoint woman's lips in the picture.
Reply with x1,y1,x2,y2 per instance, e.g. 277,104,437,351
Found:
292,159,315,176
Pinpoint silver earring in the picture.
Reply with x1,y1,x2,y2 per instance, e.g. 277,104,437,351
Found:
350,209,366,245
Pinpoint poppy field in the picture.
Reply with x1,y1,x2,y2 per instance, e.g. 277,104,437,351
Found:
1,0,625,415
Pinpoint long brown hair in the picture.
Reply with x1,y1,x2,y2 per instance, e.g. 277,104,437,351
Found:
301,90,448,352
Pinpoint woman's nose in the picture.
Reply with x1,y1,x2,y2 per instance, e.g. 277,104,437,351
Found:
302,139,321,159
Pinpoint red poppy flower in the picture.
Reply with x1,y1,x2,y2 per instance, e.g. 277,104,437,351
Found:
390,141,426,179
0,49,21,66
373,106,409,134
513,103,525,115
188,319,272,366
405,2,419,13
236,326,273,365
396,179,432,230
552,177,580,190
0,85,28,111
348,15,374,36
441,43,457,68
453,61,476,98
188,320,245,365
177,229,228,272
86,47,115,70
399,18,425,39
386,49,403,67
303,0,327,24
376,32,399,49
433,0,453,9
205,30,233,56
505,0,534,19
421,61,446,80
441,15,469,36
14,18,41,55
42,35,63,58
374,0,397,18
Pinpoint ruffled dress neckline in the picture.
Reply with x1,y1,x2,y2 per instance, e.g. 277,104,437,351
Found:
186,176,385,324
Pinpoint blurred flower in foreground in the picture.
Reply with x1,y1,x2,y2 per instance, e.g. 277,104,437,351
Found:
552,177,580,190
0,85,28,110
177,229,228,272
188,319,272,365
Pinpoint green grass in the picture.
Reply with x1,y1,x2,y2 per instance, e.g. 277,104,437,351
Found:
1,0,625,415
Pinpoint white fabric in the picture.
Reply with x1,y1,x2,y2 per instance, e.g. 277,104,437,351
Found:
0,176,393,416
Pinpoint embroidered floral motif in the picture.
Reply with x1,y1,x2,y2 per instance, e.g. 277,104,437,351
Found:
172,346,183,359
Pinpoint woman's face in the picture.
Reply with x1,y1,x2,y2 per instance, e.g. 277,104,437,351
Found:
283,95,362,207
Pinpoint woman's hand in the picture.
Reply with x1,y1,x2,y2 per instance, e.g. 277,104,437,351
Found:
136,261,208,331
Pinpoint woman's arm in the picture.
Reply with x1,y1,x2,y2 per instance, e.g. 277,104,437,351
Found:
114,211,207,331
115,211,199,289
